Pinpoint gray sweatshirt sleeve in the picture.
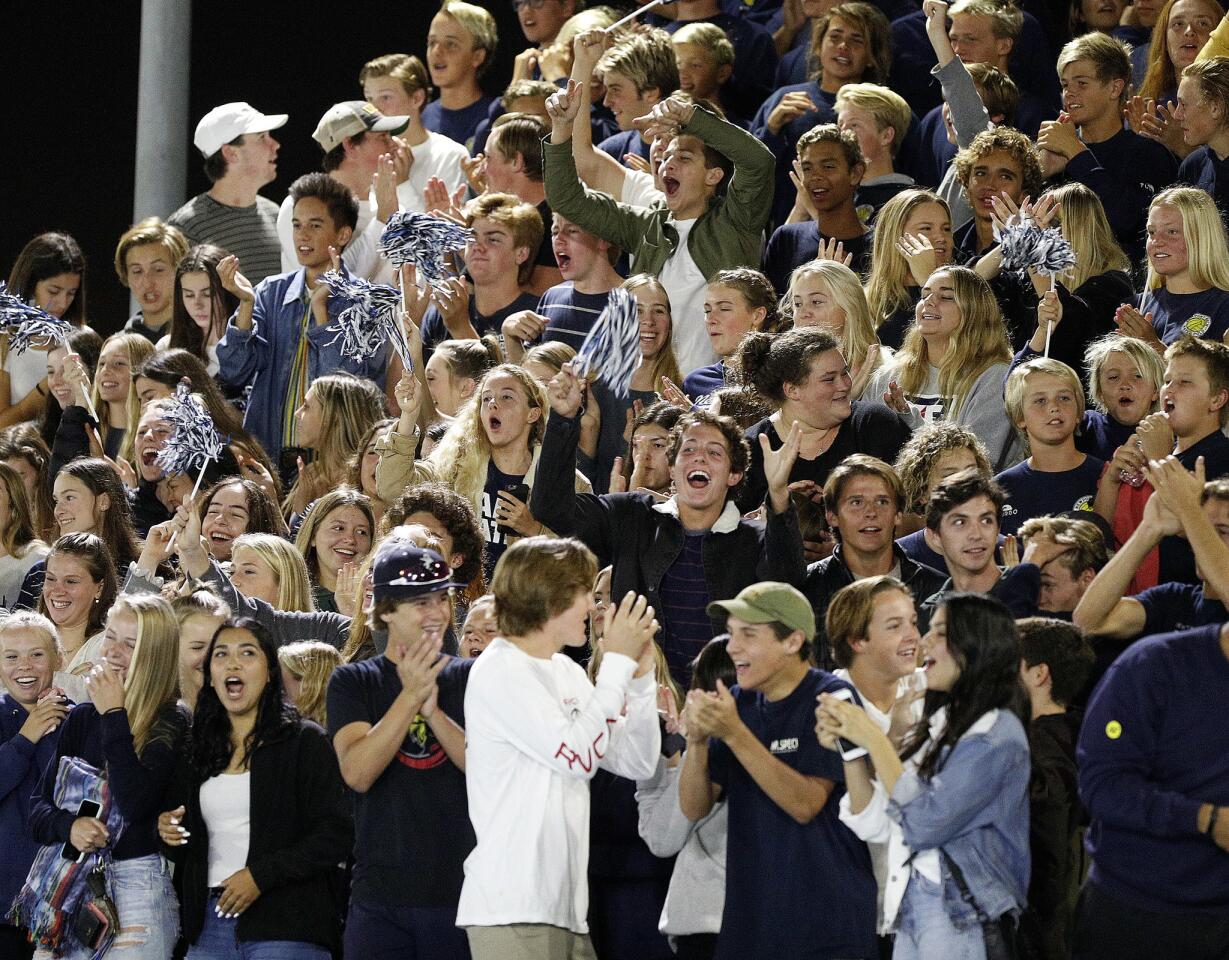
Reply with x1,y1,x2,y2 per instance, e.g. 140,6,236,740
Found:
636,759,697,859
958,363,1023,468
933,59,992,149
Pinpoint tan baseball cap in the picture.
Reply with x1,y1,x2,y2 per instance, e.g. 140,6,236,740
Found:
708,582,816,642
194,102,288,158
312,101,409,152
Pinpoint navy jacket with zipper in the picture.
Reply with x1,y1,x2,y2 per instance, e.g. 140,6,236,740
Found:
165,718,353,952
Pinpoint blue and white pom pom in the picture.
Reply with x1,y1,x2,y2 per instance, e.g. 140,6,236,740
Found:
320,271,412,370
378,212,473,293
1029,226,1076,279
0,282,72,354
993,217,1047,274
154,382,225,479
576,287,641,400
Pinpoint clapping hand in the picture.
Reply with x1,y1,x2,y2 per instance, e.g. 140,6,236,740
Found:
686,680,740,741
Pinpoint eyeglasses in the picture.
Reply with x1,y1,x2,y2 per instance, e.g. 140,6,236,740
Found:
513,0,558,9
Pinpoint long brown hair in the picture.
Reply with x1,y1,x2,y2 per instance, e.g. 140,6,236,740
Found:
39,533,118,634
169,244,237,362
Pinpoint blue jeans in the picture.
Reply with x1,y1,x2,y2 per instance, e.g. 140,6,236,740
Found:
186,892,331,960
343,898,470,960
892,873,986,960
34,854,179,960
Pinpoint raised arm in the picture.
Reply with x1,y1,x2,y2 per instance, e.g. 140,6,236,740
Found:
1072,493,1169,638
568,29,633,198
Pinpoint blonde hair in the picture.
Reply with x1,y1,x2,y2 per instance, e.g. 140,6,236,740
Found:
623,274,683,393
948,0,1024,38
294,488,376,586
231,533,315,612
359,53,430,98
824,575,914,669
1046,183,1131,289
1057,31,1132,98
428,365,548,513
278,641,342,726
1082,334,1165,414
524,341,577,379
866,190,952,328
597,27,680,96
342,553,377,662
111,594,180,753
0,610,61,660
438,0,499,77
283,373,385,517
114,217,188,284
784,261,882,389
1145,187,1229,292
893,422,992,513
92,333,155,464
1004,358,1086,436
1018,516,1109,576
893,266,1012,417
672,21,736,68
834,83,912,157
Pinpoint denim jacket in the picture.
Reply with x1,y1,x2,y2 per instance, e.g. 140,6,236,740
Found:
216,268,387,462
841,707,1031,930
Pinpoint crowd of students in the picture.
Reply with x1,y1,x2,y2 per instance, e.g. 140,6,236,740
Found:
3,0,1229,957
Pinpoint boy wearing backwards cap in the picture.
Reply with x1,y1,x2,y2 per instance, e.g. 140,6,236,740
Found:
680,581,878,960
458,536,661,960
275,101,409,279
168,101,288,285
326,537,473,960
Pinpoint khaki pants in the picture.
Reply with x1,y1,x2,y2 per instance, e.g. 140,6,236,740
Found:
466,924,599,960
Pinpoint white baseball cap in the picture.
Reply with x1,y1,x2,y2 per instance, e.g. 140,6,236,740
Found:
194,102,289,158
312,101,409,152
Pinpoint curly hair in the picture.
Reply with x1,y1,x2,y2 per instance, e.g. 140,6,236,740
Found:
953,127,1044,201
666,409,751,499
893,422,992,514
381,482,485,587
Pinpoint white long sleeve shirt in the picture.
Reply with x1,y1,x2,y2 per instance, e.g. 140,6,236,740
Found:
457,638,661,933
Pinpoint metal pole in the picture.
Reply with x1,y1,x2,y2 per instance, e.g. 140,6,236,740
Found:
133,0,191,224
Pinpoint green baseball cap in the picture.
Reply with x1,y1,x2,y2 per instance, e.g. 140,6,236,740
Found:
708,582,815,642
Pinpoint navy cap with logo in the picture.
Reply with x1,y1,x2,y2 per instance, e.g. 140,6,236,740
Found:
372,541,460,604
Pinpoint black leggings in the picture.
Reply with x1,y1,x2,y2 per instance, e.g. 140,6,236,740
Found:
673,933,718,960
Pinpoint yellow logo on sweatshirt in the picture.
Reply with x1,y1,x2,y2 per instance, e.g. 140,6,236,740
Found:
1105,720,1122,739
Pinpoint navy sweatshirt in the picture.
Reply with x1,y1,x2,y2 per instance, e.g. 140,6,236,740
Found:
1078,625,1229,913
1,693,65,914
1178,144,1229,213
1060,128,1178,262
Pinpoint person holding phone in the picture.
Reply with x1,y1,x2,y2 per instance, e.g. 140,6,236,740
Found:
157,617,352,959
1,613,71,960
28,594,188,960
816,593,1030,959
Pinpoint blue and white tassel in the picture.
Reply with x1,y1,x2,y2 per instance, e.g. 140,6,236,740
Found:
320,271,412,371
575,287,641,400
378,212,473,294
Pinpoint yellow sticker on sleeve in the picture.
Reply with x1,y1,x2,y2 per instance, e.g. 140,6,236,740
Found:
1106,720,1122,740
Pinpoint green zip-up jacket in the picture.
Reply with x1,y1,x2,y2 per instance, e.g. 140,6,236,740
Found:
542,107,775,278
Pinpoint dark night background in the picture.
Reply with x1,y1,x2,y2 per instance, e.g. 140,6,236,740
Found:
1,1,628,333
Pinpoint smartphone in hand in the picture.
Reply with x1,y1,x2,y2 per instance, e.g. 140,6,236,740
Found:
829,687,869,761
61,799,102,862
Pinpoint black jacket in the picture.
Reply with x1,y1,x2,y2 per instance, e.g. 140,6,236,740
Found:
166,719,353,951
922,563,1042,619
530,411,807,629
802,544,946,669
1020,710,1086,960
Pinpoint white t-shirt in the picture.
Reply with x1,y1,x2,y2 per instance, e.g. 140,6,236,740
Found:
4,346,49,406
201,771,252,887
155,335,219,376
832,667,926,934
654,218,717,377
276,190,386,280
0,541,48,609
396,131,470,214
457,637,660,934
620,169,666,210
